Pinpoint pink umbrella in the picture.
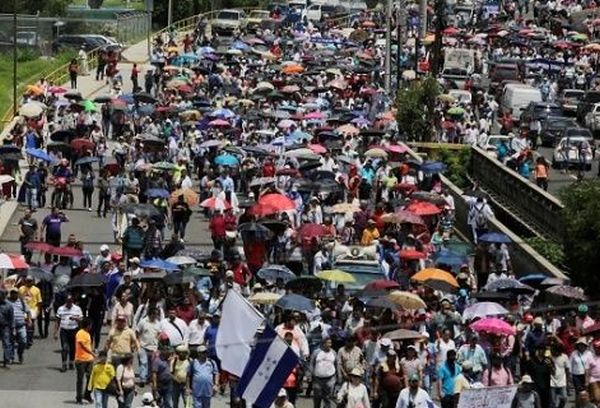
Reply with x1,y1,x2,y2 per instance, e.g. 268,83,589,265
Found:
208,119,230,127
48,86,67,94
0,253,29,269
470,317,515,336
308,144,327,154
277,119,296,129
200,197,232,210
386,144,409,154
304,111,324,120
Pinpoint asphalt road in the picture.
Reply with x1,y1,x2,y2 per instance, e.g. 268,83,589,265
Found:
536,145,599,196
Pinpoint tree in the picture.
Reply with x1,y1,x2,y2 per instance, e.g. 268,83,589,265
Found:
0,0,72,16
394,75,440,142
88,0,104,9
152,0,194,27
559,179,600,295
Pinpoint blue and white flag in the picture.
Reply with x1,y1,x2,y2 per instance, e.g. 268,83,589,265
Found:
237,326,299,408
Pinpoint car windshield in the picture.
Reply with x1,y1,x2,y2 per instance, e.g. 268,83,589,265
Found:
332,262,384,291
566,129,592,137
563,91,583,99
547,119,575,128
217,11,240,20
534,105,562,115
250,11,269,18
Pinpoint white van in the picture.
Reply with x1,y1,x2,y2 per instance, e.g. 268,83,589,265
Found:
501,84,542,122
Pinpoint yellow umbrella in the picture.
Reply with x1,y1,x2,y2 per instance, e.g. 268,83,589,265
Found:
237,99,255,107
411,268,459,292
331,202,360,214
166,46,180,53
388,290,426,310
179,110,201,121
170,188,199,206
249,292,282,305
317,269,356,283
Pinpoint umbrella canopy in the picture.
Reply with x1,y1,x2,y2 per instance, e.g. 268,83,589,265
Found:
470,317,515,336
478,232,512,243
75,156,99,167
275,293,315,312
253,193,295,215
364,296,400,310
546,285,587,300
214,154,239,166
25,148,53,163
383,211,425,225
462,302,509,321
200,197,232,211
163,270,197,285
420,161,447,173
24,241,54,253
285,276,323,292
317,269,356,283
364,279,400,291
331,202,360,214
405,201,442,216
485,278,535,294
69,273,106,288
20,102,44,118
433,249,468,267
140,258,179,271
146,188,171,199
165,256,197,266
0,254,29,269
250,292,283,305
298,223,327,239
47,246,83,258
26,266,54,282
383,329,426,341
388,290,426,310
364,148,388,158
399,249,427,260
170,189,199,206
257,264,296,282
411,268,459,292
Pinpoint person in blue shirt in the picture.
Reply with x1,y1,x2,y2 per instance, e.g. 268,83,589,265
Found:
437,349,461,408
22,164,42,210
188,345,218,408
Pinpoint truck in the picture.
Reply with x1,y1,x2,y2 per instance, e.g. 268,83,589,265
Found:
443,48,476,76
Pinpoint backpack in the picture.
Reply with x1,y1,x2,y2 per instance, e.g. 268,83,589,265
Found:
472,204,488,229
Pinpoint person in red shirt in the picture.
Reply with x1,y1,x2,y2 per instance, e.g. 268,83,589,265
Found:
229,253,251,287
262,159,275,177
176,297,195,325
209,211,226,251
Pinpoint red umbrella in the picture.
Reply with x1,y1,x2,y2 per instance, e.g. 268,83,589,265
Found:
386,144,408,154
0,254,29,269
103,161,121,176
276,168,299,176
71,138,95,152
24,241,54,253
258,193,295,212
200,197,232,210
178,84,193,93
48,246,83,258
405,201,442,216
308,144,327,154
298,223,326,239
209,119,230,127
393,209,426,225
364,279,400,291
443,26,460,36
399,249,427,260
441,121,455,129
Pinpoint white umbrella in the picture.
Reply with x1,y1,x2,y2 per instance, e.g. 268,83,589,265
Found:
166,256,197,266
20,102,44,118
462,302,509,321
0,175,14,184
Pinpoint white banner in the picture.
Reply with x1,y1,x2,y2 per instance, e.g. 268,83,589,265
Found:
457,386,518,408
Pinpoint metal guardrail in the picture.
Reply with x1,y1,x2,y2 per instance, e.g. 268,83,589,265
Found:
470,145,565,242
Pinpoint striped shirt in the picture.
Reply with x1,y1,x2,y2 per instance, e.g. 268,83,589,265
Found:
56,304,83,330
7,299,29,327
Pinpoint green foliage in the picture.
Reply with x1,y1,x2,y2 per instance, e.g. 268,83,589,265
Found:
559,179,600,293
152,0,194,26
395,76,440,142
523,236,566,267
0,0,72,16
432,148,471,189
88,0,105,9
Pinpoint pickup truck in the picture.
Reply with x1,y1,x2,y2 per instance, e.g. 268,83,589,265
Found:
212,9,247,36
584,102,600,136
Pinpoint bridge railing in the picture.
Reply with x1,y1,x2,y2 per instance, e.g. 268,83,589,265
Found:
470,145,564,242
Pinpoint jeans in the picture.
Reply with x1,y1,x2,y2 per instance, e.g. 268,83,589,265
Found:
193,396,211,408
97,194,110,217
60,328,77,364
83,188,93,208
172,382,187,408
551,386,567,408
138,348,154,383
37,306,51,338
173,220,188,239
26,187,38,209
76,361,93,402
119,388,135,408
11,324,27,362
313,376,336,408
158,383,173,408
1,325,11,364
93,389,109,408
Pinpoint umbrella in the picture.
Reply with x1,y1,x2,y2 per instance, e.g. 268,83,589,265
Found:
485,278,535,294
388,290,426,310
70,138,95,152
410,191,447,206
472,291,514,301
214,154,239,166
80,99,97,112
478,232,512,244
64,91,82,100
26,267,53,282
399,249,427,260
209,119,231,127
471,317,515,336
199,140,222,148
405,201,442,216
257,265,296,282
75,157,99,167
317,269,356,283
134,270,167,281
276,293,315,312
134,92,157,104
364,296,400,309
364,148,388,158
50,130,76,143
68,273,106,288
253,193,295,215
121,203,160,218
163,271,197,285
47,246,83,258
383,211,425,225
541,277,566,286
238,222,271,235
200,197,232,210
411,268,459,292
383,329,426,341
386,144,409,154
433,249,468,267
250,292,283,305
249,177,277,188
364,279,400,291
331,202,360,214
420,161,447,173
447,107,465,116
0,254,29,269
462,302,509,321
285,276,323,292
19,102,44,118
518,274,549,285
146,188,171,199
0,175,14,184
546,285,587,300
298,223,327,239
25,148,53,162
140,258,179,271
337,124,360,136
152,161,177,171
165,256,197,266
170,189,199,206
24,241,54,253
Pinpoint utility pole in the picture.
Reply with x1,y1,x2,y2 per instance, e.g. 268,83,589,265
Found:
167,0,173,27
12,0,17,117
431,0,445,76
384,0,392,92
397,1,407,89
419,0,427,39
145,0,154,58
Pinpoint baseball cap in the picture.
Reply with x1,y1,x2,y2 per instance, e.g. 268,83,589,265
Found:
198,345,208,353
130,257,140,264
278,389,287,398
142,392,154,403
379,338,392,347
100,244,110,252
225,270,234,278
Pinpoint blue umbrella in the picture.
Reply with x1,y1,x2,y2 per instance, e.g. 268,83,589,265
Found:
210,108,235,118
199,46,216,54
478,232,512,244
214,154,239,166
257,265,296,282
146,188,170,199
118,94,135,104
140,258,180,271
232,40,250,51
137,105,155,116
485,278,535,293
519,274,548,284
25,148,53,162
75,156,100,166
433,249,468,267
275,293,315,312
420,161,447,173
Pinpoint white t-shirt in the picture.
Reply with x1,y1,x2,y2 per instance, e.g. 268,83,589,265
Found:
551,354,569,388
56,304,83,330
437,339,456,364
395,388,433,408
312,348,337,378
188,319,210,346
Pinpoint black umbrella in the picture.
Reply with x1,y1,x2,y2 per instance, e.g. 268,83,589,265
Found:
26,267,54,282
93,95,112,103
298,160,322,172
69,273,106,288
121,203,160,218
141,135,166,147
238,222,271,234
134,92,157,104
47,142,72,153
164,270,197,285
0,145,21,156
258,219,287,234
286,276,323,292
134,271,167,281
485,278,535,294
64,91,82,100
50,130,76,143
176,249,211,262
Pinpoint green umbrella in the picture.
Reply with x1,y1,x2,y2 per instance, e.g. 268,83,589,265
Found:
447,107,465,116
152,161,176,171
571,33,588,42
81,99,97,112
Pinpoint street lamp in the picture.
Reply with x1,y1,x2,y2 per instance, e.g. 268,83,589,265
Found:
12,0,17,116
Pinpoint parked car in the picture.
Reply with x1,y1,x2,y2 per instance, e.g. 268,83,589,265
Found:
559,89,584,115
478,134,513,159
584,102,600,136
576,90,600,124
212,9,247,36
247,10,271,31
539,116,578,147
519,101,563,125
331,248,384,293
552,133,595,170
489,63,521,91
52,35,104,53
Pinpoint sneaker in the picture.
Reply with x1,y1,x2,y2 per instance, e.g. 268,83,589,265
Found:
69,363,74,370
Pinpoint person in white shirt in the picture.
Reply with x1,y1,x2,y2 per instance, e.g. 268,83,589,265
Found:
180,169,193,190
159,307,189,347
551,346,570,408
570,338,592,393
55,295,83,372
310,338,337,408
396,373,434,408
436,329,456,367
188,311,210,348
136,307,161,385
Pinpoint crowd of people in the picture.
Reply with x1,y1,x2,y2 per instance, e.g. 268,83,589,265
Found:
1,1,600,408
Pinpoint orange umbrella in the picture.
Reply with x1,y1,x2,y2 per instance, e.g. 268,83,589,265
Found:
411,268,459,292
170,188,199,206
405,201,442,216
26,85,44,96
337,124,360,136
282,64,304,74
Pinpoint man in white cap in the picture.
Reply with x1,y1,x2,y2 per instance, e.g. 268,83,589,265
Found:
511,375,541,408
137,391,157,407
94,244,112,271
271,388,294,408
188,345,218,408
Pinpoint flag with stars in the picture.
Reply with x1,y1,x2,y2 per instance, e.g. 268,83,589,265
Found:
236,326,300,408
